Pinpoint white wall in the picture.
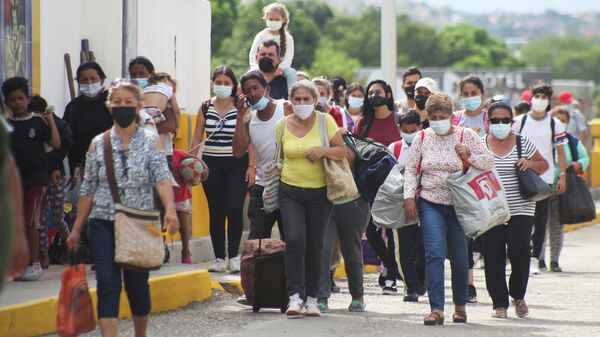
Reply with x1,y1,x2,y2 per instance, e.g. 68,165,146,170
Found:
39,0,211,117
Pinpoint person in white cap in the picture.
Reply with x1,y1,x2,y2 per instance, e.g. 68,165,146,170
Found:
414,77,439,129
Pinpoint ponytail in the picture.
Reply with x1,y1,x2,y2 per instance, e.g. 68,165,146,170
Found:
279,23,287,59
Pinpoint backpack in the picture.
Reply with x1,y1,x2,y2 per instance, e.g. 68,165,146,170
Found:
343,132,397,203
520,113,556,164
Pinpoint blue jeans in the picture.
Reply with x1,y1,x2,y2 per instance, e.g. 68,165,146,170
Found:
88,219,151,318
418,198,468,311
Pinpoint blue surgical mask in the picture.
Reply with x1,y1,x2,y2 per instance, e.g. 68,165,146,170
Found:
348,97,364,109
133,78,149,89
490,124,512,140
429,119,452,135
462,96,482,112
318,97,328,106
401,131,416,144
249,95,269,111
213,85,233,99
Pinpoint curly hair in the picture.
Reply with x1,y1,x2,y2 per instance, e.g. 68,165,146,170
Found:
425,93,453,117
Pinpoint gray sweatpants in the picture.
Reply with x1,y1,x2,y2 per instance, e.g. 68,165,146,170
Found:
318,197,371,300
540,195,563,264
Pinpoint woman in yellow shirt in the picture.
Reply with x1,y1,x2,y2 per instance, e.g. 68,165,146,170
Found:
277,80,346,317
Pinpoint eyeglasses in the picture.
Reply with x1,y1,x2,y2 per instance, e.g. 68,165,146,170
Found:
489,118,513,124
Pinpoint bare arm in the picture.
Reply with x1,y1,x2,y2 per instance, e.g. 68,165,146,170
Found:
323,131,347,161
556,144,568,195
190,106,206,156
44,112,61,150
155,180,179,235
232,94,252,158
170,94,181,131
518,150,548,175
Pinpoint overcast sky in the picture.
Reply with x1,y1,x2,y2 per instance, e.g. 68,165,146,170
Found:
418,0,600,14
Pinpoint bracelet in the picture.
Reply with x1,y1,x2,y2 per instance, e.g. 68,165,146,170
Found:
249,165,256,169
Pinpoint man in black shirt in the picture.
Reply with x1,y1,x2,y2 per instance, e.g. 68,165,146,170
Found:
254,40,297,100
3,77,60,281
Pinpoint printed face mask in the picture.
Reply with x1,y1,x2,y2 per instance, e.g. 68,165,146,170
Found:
404,86,416,100
415,95,428,110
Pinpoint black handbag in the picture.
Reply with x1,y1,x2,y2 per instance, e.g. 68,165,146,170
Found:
558,166,596,224
515,135,553,202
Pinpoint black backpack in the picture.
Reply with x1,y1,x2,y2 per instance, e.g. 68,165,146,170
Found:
343,133,397,203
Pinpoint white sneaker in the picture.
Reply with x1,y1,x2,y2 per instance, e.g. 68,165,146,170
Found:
286,293,304,317
15,262,43,282
530,257,540,275
208,258,227,272
229,256,241,273
304,297,321,317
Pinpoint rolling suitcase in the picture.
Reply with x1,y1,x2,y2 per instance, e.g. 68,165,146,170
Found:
240,238,288,313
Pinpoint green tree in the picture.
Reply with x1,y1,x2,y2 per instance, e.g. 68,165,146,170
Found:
439,24,522,69
396,16,445,67
308,38,362,80
211,0,240,56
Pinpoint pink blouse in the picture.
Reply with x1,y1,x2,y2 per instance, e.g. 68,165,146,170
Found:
404,127,494,205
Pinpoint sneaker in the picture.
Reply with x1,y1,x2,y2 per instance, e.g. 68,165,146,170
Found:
304,297,321,317
14,262,43,282
286,294,304,317
491,308,508,319
550,262,562,272
529,258,540,275
229,256,240,273
181,251,192,264
468,284,478,303
382,280,397,295
208,258,227,272
514,299,529,318
348,298,366,312
403,292,419,302
378,267,388,287
317,299,330,314
538,259,548,272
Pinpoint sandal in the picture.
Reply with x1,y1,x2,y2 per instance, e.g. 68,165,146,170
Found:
514,299,529,318
424,310,444,326
453,306,467,323
348,298,366,312
491,308,508,318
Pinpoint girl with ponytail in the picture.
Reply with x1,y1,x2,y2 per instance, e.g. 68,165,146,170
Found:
248,3,296,87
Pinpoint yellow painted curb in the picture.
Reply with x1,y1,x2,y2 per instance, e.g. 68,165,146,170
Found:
564,209,600,233
0,270,212,337
334,260,380,279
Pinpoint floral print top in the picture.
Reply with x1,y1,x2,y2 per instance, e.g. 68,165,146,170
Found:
80,127,171,220
404,127,494,205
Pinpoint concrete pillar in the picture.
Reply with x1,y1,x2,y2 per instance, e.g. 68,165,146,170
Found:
122,0,138,77
381,0,397,94
590,119,600,187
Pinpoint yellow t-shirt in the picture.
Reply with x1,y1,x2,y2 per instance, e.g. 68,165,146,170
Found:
276,112,339,188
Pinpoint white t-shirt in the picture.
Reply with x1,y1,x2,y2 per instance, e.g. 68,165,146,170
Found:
249,100,285,186
512,112,567,183
249,29,295,70
387,140,410,167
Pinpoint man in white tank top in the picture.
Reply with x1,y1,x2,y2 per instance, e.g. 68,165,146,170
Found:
233,70,291,240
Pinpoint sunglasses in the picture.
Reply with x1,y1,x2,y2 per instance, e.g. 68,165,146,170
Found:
489,118,513,124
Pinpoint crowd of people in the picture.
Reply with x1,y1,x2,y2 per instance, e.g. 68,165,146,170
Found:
0,2,594,335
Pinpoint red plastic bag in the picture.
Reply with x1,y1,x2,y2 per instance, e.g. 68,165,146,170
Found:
57,264,96,337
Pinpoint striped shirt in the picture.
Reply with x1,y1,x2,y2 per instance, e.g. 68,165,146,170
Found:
203,101,238,157
484,134,537,217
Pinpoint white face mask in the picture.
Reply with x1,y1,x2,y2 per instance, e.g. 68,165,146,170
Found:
80,82,103,97
266,20,283,31
292,104,314,120
531,98,549,113
429,119,452,135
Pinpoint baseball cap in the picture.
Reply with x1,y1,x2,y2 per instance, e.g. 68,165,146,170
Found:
520,89,532,104
557,91,574,104
415,77,439,94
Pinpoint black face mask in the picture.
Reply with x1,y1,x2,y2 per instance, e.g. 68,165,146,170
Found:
112,106,137,128
404,85,416,100
415,95,428,110
258,57,276,73
369,95,387,108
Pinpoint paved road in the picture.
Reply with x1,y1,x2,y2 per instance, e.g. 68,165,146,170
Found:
60,224,600,337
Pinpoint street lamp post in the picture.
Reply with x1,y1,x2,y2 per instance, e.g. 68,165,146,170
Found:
381,0,397,94
122,0,138,77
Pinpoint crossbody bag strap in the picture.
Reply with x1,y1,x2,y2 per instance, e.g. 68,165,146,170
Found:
102,131,121,204
516,135,522,159
459,128,470,173
274,117,287,163
318,112,330,148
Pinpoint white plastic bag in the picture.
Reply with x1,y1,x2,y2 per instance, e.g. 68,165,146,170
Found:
371,165,419,229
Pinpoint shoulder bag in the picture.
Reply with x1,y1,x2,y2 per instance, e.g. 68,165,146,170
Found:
102,132,165,271
262,117,287,213
515,135,553,201
318,113,358,202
